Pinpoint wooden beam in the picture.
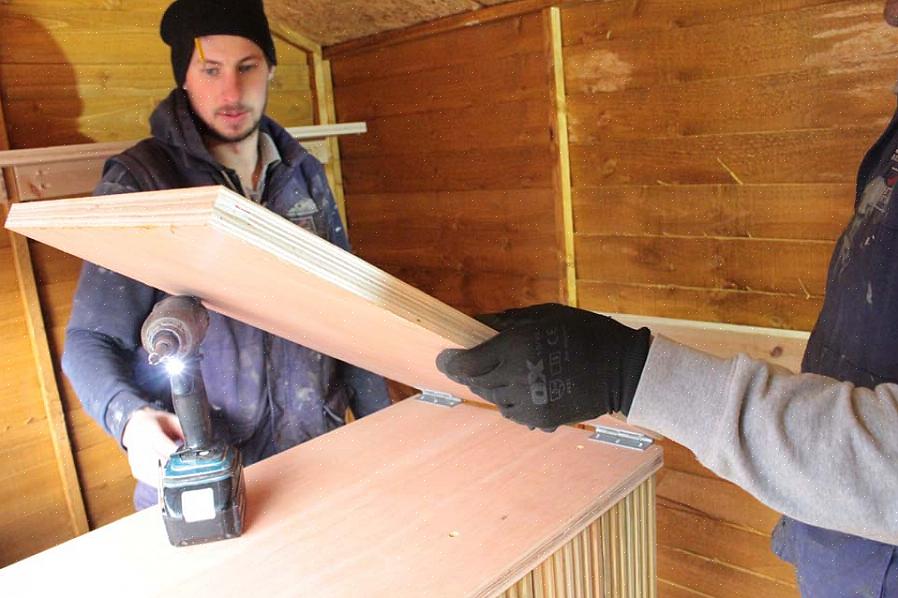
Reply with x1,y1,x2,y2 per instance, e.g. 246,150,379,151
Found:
0,100,89,537
284,122,367,139
301,138,331,167
305,48,349,228
310,50,330,128
0,124,366,169
607,312,810,373
270,23,352,228
322,60,348,227
271,22,323,56
5,208,90,537
0,87,9,205
0,140,132,169
547,7,577,307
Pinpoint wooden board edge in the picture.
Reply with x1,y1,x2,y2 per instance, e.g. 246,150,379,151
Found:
546,6,577,307
322,60,348,229
0,91,9,205
0,125,366,171
606,312,812,340
271,22,322,56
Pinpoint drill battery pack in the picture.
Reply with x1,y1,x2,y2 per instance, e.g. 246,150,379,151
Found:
159,444,246,547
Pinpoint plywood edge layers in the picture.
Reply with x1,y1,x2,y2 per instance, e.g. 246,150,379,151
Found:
210,190,495,346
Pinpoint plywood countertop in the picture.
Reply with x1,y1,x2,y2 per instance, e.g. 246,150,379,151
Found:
0,398,661,597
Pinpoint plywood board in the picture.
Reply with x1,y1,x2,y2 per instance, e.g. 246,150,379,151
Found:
0,398,662,597
609,312,809,374
4,185,496,402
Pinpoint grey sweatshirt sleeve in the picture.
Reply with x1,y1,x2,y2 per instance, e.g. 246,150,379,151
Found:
628,335,898,545
61,165,159,445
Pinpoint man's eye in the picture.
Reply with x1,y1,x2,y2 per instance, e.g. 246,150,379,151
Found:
239,64,258,74
203,67,220,76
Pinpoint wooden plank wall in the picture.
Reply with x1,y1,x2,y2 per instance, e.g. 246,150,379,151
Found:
563,0,898,331
0,0,316,565
329,1,898,596
329,11,563,315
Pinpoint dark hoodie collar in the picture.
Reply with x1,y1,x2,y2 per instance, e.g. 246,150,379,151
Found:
148,88,309,170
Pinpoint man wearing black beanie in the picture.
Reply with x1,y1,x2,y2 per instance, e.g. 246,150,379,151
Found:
62,0,391,511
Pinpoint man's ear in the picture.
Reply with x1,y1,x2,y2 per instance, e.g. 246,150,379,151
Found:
268,65,276,81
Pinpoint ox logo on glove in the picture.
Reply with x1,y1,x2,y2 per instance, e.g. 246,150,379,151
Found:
526,359,548,405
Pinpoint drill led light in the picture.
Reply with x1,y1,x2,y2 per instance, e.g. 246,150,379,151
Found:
164,358,186,376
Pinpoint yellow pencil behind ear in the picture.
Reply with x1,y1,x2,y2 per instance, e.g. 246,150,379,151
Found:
194,37,206,62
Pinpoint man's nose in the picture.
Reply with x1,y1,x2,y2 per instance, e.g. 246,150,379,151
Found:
220,71,241,103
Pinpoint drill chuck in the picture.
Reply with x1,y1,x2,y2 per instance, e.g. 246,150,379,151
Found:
141,296,209,365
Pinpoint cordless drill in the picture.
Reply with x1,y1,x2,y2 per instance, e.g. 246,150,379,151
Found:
141,296,245,546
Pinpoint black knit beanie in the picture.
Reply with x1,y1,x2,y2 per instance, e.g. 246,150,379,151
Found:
160,0,278,87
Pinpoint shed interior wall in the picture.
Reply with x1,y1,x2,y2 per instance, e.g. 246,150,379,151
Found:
0,1,893,595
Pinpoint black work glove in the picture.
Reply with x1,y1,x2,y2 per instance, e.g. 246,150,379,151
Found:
436,304,651,431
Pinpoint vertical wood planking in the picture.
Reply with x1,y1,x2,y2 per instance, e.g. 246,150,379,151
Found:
497,476,657,598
